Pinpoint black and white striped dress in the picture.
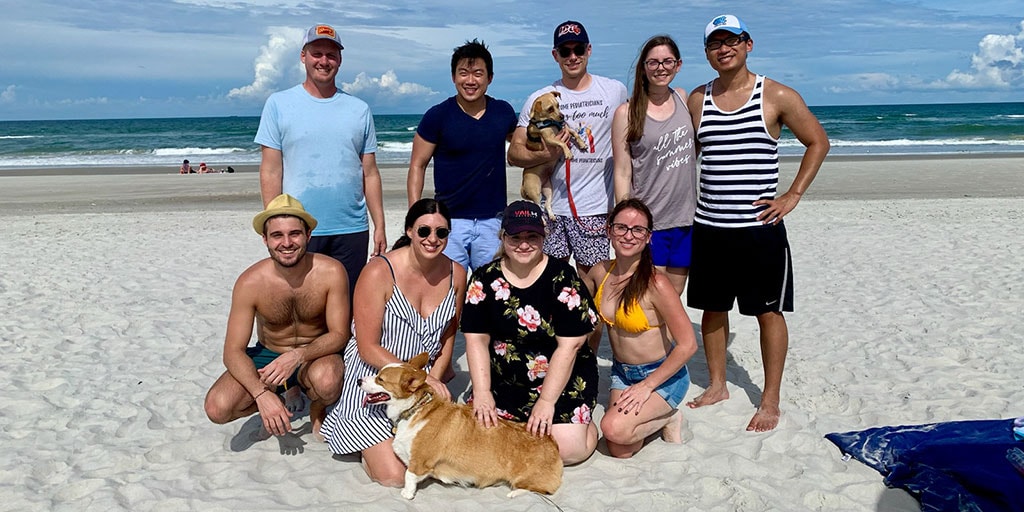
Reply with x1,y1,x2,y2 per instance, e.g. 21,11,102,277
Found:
320,256,457,455
694,74,780,228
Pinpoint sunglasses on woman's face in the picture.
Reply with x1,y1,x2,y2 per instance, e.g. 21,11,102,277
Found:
416,226,450,239
557,44,587,58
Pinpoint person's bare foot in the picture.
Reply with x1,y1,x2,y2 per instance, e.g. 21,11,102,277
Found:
686,383,729,409
310,402,326,443
312,417,325,443
661,409,693,444
746,403,780,432
283,386,306,413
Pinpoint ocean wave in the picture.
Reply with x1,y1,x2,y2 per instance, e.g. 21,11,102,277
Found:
0,135,37,140
377,141,414,153
151,147,251,156
0,149,261,168
779,138,1024,148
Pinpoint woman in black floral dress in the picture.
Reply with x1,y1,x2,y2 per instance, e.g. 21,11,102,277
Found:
461,200,599,465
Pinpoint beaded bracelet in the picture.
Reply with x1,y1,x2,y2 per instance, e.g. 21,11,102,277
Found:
253,388,270,400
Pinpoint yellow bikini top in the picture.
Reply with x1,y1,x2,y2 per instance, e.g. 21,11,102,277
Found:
594,261,661,334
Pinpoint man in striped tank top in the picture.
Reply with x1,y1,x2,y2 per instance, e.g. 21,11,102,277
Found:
684,15,830,432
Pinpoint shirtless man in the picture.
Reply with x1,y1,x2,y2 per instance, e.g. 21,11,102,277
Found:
204,194,350,439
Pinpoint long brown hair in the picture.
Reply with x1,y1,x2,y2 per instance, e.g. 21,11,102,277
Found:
626,35,681,142
610,198,655,314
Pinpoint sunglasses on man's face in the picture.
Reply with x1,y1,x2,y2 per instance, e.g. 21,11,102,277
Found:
557,44,587,58
416,226,450,239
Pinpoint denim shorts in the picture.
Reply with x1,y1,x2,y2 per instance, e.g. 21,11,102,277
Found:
610,357,690,409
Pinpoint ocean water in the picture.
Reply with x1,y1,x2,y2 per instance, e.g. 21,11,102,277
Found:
0,103,1021,170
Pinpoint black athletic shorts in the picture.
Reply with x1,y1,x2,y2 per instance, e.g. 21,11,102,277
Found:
307,231,369,301
686,221,794,316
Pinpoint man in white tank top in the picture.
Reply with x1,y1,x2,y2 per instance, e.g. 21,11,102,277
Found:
684,14,830,432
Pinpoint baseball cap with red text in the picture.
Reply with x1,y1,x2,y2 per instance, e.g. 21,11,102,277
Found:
302,24,344,50
553,20,589,48
501,200,546,236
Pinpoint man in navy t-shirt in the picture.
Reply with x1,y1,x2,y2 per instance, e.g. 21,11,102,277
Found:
407,39,518,270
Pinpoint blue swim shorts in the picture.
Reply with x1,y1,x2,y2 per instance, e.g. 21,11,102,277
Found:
650,225,693,268
610,357,690,409
246,343,302,391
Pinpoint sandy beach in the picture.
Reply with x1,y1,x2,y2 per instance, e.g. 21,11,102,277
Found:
1,155,1022,511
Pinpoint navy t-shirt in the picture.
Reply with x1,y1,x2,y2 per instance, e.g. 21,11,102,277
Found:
416,96,517,219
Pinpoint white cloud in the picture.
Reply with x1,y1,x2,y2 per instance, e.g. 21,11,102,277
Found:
341,70,439,106
228,26,304,101
944,19,1024,88
56,97,110,106
0,85,14,103
824,20,1024,94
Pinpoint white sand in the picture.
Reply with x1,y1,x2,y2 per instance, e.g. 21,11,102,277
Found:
1,158,1022,511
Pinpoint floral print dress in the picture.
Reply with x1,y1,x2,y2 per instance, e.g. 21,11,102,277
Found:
461,257,599,424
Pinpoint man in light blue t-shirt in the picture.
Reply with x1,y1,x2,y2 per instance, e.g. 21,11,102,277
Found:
255,24,387,299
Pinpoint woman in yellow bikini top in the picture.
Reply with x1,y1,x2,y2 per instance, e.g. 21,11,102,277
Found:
582,198,699,459
595,260,661,333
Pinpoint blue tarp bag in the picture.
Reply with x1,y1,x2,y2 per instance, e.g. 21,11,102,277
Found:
826,418,1024,512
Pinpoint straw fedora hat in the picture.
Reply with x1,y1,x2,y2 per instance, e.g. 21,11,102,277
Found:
252,193,318,235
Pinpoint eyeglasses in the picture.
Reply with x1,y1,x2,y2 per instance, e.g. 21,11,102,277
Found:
609,223,651,238
705,34,748,51
557,44,588,58
644,58,679,70
416,226,450,239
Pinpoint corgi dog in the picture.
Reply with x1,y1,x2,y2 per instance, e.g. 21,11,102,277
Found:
359,352,563,499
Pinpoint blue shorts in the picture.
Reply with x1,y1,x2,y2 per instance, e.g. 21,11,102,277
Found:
610,357,691,409
650,225,693,268
444,217,501,271
246,343,301,391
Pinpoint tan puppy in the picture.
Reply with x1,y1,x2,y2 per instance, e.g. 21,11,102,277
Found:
521,91,589,218
360,352,562,499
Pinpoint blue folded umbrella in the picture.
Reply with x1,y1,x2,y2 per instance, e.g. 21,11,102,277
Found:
825,418,1024,512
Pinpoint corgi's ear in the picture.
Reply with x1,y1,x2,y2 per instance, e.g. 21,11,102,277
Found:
402,371,427,393
551,91,560,99
409,352,430,370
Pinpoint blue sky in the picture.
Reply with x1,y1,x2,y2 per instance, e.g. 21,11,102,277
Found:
1,0,1022,120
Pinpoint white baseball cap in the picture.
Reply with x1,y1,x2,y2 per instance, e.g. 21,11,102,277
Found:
704,14,749,43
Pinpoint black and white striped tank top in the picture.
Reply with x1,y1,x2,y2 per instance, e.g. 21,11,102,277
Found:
695,75,779,228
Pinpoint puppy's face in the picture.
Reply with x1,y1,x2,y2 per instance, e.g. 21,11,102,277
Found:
359,352,431,406
530,91,563,122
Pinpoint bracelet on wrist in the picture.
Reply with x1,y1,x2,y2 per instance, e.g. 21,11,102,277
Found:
253,387,270,400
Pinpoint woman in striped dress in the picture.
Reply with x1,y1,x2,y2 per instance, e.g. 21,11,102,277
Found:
319,198,467,487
